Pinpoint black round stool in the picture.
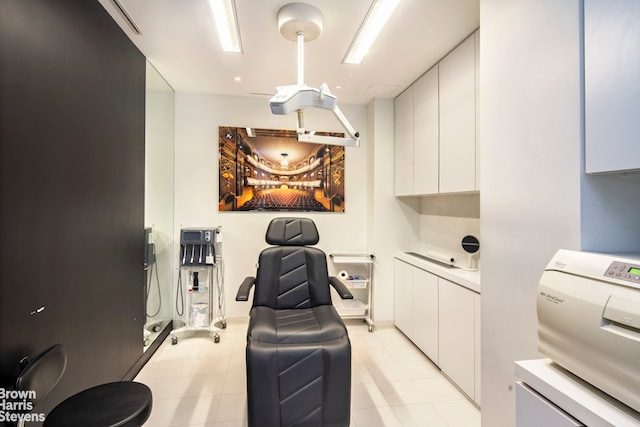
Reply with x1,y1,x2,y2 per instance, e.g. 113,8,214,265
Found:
44,381,152,427
15,344,153,427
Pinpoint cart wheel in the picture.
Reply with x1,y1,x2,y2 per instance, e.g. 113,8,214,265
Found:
171,336,178,345
220,320,227,329
368,325,374,333
153,324,161,332
214,334,221,343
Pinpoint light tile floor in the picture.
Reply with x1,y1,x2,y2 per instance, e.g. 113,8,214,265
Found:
136,319,481,427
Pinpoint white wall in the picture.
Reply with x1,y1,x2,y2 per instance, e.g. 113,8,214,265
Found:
418,194,480,269
145,86,175,324
480,1,583,425
366,98,419,322
174,93,370,319
481,1,640,425
581,172,640,253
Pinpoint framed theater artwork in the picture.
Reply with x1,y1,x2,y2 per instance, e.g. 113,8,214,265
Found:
218,126,346,212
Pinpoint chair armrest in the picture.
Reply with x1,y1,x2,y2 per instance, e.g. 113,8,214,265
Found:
236,276,256,301
329,276,354,299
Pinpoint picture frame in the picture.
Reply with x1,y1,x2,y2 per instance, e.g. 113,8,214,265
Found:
218,126,346,212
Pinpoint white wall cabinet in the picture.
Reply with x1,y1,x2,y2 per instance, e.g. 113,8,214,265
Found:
584,0,640,174
413,65,440,195
394,87,414,196
475,30,480,188
394,31,478,196
394,258,480,403
439,33,477,193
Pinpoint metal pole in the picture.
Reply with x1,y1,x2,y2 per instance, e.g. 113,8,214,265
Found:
297,31,304,85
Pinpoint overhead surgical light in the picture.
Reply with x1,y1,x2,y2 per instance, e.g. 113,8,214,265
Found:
269,3,360,147
208,0,243,53
343,0,401,65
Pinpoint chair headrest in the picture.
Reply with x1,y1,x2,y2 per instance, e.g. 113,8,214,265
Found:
266,217,319,246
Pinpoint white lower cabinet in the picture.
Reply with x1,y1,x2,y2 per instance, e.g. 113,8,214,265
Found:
393,259,414,337
516,382,584,427
394,258,480,404
439,278,475,399
474,292,481,405
394,259,439,363
413,268,439,364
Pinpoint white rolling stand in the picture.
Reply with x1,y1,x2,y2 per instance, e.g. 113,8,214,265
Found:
329,252,375,332
171,227,226,345
171,265,223,344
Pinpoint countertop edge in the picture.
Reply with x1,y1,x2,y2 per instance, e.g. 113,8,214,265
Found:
394,252,481,294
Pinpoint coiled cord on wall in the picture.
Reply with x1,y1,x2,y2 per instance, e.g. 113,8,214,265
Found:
216,255,225,320
175,271,184,317
145,261,162,318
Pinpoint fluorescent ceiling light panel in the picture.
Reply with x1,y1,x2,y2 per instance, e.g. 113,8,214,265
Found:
209,0,243,53
343,0,400,64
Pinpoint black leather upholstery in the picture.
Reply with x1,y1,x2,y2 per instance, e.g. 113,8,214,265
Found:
248,305,347,344
247,336,351,427
45,382,152,427
253,246,332,309
239,217,351,427
265,217,320,246
14,344,152,427
15,344,66,404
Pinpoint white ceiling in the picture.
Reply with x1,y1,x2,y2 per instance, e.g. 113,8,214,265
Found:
99,0,479,105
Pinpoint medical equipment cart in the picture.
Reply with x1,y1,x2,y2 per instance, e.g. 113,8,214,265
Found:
329,252,375,332
171,227,226,344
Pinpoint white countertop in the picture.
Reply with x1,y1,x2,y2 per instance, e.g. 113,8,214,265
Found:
516,359,640,427
395,251,481,293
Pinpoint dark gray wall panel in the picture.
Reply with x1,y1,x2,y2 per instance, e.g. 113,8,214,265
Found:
0,0,145,415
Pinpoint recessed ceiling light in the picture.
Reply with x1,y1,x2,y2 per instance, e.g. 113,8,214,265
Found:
234,76,242,82
343,0,400,65
208,0,243,53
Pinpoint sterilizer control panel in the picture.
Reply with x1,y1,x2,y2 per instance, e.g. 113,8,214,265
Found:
605,261,640,284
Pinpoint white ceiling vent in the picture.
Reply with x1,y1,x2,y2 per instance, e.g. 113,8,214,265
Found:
364,83,400,97
110,0,143,35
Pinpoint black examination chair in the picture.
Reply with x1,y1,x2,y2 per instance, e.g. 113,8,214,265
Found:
236,217,353,427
